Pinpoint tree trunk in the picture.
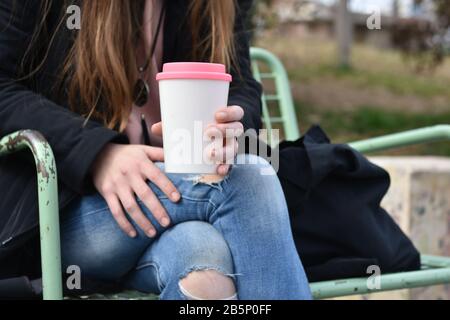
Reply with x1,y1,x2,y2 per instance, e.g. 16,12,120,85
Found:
335,0,352,68
393,0,400,19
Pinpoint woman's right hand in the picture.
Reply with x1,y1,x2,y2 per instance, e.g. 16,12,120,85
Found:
91,143,181,238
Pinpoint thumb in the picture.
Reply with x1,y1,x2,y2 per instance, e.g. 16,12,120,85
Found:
151,122,163,137
144,146,164,162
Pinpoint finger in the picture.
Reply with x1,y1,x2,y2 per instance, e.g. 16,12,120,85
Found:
134,172,170,227
215,106,244,123
131,174,171,229
204,125,224,142
104,193,137,238
141,161,181,202
217,164,231,176
117,187,157,238
205,122,244,138
143,146,165,162
151,122,163,137
210,138,238,163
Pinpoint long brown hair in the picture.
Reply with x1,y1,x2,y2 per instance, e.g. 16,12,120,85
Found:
30,0,236,132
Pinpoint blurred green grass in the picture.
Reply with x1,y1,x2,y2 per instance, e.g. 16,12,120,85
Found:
296,103,450,156
254,34,450,156
291,64,450,99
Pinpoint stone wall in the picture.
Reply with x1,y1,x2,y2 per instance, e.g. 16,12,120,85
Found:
340,156,450,300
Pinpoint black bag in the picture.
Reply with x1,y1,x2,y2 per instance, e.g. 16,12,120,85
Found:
276,126,421,281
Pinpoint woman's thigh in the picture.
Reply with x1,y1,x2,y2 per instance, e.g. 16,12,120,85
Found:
60,194,152,281
59,166,222,281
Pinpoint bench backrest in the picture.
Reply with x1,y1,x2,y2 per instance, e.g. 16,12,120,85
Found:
250,47,301,144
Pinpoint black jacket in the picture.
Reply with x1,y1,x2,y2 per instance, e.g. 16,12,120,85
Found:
0,0,261,278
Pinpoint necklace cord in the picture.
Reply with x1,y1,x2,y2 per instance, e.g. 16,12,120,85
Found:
139,1,166,74
136,1,167,146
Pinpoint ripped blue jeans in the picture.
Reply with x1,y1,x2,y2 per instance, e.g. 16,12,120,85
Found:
60,154,312,300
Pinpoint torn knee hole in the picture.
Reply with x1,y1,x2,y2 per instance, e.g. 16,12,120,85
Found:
184,174,225,189
198,175,224,184
179,270,237,300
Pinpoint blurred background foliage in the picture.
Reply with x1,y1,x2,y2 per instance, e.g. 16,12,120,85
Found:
250,0,450,155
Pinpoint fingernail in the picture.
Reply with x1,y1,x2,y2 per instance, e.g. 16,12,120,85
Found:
217,112,227,120
147,229,156,238
205,129,216,141
171,192,180,201
129,230,137,238
161,217,170,227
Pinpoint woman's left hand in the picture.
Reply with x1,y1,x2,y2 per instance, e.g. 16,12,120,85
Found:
151,106,244,176
206,106,244,176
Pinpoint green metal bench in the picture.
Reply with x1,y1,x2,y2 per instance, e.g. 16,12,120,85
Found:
1,47,450,300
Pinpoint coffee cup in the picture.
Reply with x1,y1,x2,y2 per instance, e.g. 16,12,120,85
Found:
156,62,232,173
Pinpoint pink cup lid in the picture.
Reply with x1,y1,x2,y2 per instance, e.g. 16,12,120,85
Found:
156,62,232,82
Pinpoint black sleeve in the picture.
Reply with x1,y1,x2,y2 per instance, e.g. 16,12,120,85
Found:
228,0,263,132
0,0,129,195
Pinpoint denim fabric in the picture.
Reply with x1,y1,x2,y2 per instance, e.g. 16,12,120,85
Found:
60,154,312,300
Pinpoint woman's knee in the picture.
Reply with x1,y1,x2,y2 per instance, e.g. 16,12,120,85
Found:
231,154,286,209
222,154,290,232
153,221,236,299
230,154,280,193
161,221,236,299
235,153,276,175
168,222,234,271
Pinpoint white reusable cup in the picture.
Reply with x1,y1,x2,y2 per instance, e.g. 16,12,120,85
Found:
156,62,232,174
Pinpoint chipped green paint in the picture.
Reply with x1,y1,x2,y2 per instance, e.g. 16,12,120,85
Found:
0,130,62,300
0,130,57,187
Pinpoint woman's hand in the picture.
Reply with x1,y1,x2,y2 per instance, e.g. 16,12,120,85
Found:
151,106,244,176
91,143,181,238
206,106,244,176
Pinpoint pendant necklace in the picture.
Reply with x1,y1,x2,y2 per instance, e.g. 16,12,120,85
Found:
133,1,166,107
